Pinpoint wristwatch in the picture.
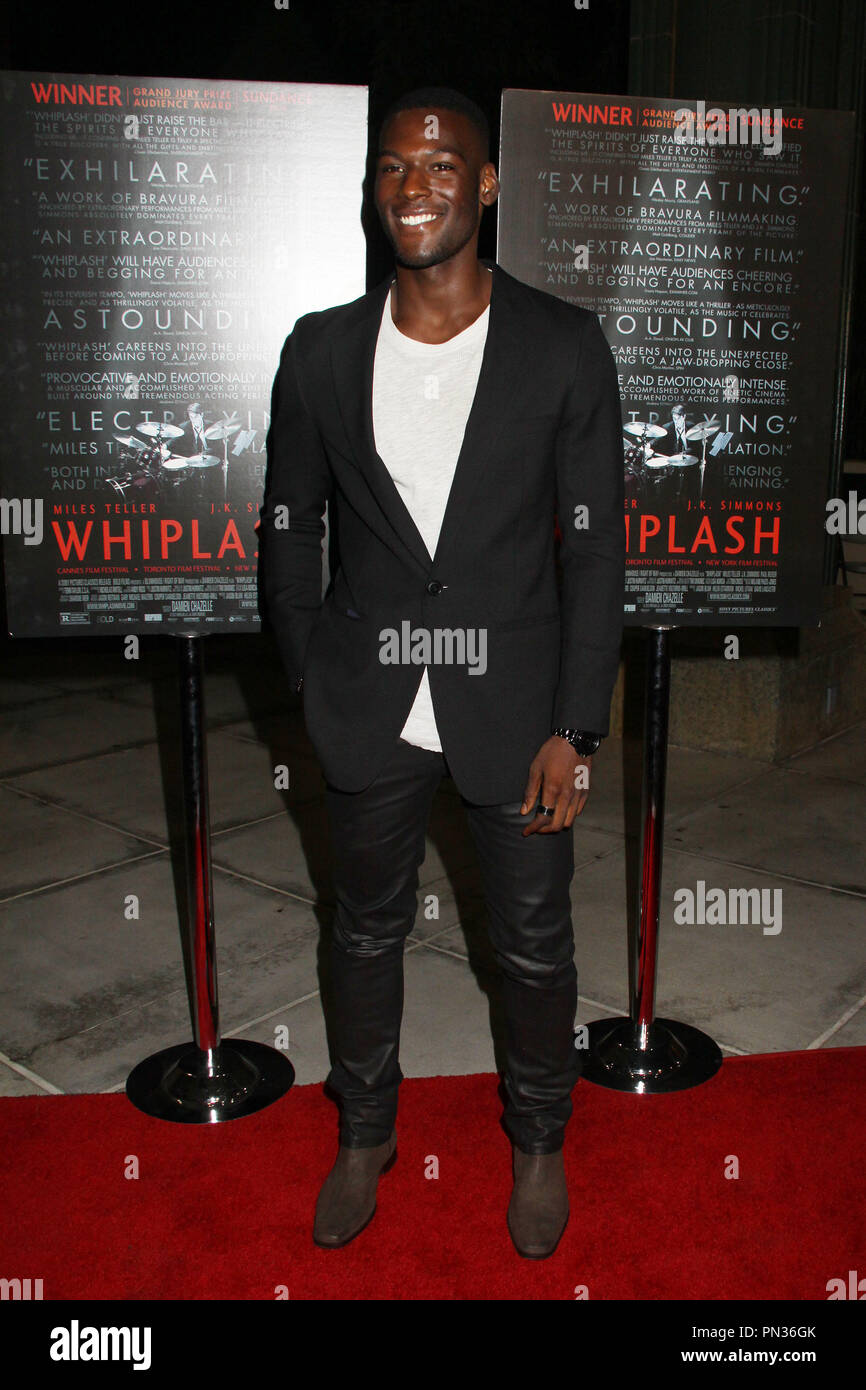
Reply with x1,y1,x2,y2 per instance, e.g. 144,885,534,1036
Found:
551,727,602,756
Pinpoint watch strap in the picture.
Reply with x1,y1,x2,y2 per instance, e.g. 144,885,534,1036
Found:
552,727,602,756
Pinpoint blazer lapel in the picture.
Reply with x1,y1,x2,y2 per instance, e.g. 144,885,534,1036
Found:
329,259,526,575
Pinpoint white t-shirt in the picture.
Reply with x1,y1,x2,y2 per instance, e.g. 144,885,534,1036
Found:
372,276,491,751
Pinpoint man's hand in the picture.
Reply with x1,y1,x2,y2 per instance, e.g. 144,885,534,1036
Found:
520,736,592,835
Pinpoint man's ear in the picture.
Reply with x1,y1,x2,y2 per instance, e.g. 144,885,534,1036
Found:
480,163,500,206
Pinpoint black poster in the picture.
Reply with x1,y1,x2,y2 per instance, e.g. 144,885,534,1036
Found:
0,71,367,636
497,89,854,626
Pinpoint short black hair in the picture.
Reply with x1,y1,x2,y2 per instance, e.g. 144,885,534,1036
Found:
379,86,490,162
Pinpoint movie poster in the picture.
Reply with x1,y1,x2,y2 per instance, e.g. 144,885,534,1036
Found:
497,90,854,626
0,72,367,636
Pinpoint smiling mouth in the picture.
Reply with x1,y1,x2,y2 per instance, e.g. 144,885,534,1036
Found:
396,212,441,227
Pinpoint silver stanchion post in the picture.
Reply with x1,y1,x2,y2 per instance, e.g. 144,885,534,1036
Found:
127,633,294,1122
581,626,723,1093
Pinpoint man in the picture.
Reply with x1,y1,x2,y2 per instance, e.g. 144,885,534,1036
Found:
173,401,210,456
669,403,690,454
260,86,624,1259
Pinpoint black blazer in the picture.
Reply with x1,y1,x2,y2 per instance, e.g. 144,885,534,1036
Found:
260,258,625,804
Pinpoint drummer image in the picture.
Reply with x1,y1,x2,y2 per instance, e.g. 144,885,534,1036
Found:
172,401,213,458
668,404,690,455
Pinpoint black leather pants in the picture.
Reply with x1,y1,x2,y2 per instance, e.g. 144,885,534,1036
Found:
324,737,582,1154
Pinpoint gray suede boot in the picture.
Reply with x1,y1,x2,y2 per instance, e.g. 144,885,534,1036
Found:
313,1131,397,1248
507,1147,569,1258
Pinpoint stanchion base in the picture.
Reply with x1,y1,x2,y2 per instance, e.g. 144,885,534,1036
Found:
126,1039,295,1123
580,1016,723,1093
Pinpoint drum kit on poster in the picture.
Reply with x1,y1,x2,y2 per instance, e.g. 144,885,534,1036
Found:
623,416,721,508
105,419,241,504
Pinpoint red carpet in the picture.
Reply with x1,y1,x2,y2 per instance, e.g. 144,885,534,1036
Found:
2,1048,864,1300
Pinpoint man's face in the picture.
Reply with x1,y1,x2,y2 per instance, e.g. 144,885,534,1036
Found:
374,107,498,269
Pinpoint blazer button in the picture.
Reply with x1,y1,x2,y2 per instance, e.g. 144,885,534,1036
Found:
425,580,444,596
